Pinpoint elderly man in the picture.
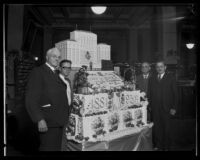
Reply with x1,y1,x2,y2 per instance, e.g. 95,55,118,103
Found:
136,62,152,123
136,62,151,94
148,60,178,151
25,48,70,151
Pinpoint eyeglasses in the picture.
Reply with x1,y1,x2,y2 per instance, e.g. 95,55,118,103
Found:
62,66,71,70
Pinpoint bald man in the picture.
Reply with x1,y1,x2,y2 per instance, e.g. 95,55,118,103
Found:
25,48,71,151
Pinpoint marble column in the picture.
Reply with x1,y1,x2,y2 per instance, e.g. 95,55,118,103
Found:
127,27,138,65
162,6,178,64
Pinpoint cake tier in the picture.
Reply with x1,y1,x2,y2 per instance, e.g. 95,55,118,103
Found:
66,90,148,143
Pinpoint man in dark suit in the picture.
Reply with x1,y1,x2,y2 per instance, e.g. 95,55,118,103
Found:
147,60,178,151
58,59,74,151
58,59,73,108
136,62,151,94
25,48,71,151
136,62,151,122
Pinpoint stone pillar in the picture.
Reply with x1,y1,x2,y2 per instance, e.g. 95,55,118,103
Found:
127,27,138,65
162,7,178,64
150,6,163,62
137,27,151,63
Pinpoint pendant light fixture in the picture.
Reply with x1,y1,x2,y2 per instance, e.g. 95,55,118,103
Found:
91,6,107,15
186,43,195,49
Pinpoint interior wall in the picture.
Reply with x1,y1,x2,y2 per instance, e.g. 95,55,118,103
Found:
137,28,151,63
127,28,138,65
7,5,24,52
162,7,178,64
6,5,24,101
31,28,44,64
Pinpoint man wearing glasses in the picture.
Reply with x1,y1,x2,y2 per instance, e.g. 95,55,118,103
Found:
25,48,70,151
58,59,74,151
59,59,73,109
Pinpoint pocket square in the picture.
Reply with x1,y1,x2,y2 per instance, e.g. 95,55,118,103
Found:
41,104,51,108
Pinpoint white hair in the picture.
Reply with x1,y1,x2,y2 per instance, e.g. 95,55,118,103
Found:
46,47,60,57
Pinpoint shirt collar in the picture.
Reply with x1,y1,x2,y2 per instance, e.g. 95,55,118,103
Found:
143,73,149,78
59,73,70,85
45,62,55,72
159,72,165,79
59,73,69,81
59,73,65,80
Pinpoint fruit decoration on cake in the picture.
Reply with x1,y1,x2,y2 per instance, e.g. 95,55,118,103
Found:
73,66,93,94
123,111,135,128
108,112,120,132
91,117,106,138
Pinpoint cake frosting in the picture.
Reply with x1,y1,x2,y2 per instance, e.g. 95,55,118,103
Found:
66,89,148,143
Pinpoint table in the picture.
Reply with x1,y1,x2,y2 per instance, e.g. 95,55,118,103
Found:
61,123,153,151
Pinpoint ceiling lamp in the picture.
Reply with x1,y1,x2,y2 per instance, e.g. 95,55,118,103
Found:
34,56,39,61
91,6,107,15
186,43,195,49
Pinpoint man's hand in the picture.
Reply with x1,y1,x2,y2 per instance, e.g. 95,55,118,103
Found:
38,119,48,132
170,109,176,116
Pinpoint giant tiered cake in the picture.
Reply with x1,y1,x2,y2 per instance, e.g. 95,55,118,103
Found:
55,30,148,143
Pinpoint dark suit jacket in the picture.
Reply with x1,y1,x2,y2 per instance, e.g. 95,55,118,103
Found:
136,74,151,93
25,64,71,127
147,72,178,114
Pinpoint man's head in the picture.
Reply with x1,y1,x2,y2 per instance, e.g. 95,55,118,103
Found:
156,60,167,75
59,59,72,77
46,48,61,68
141,62,151,75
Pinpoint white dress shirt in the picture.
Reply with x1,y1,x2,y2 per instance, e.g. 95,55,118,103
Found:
158,72,165,79
143,73,149,79
59,74,71,106
45,62,55,72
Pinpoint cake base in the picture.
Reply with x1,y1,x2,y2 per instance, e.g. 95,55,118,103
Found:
64,123,153,151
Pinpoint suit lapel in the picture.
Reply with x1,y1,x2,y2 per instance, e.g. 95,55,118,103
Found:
156,73,168,85
42,64,65,85
161,73,168,84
